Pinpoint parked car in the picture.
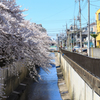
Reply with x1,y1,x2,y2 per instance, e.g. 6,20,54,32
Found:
72,46,80,52
82,48,87,52
79,48,87,53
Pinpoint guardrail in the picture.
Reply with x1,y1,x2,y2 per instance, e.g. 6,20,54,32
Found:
60,48,100,79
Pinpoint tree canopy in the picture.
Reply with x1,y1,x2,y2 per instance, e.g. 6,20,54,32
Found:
0,0,55,79
90,34,98,38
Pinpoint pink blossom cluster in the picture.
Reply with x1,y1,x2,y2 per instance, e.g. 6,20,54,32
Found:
0,0,55,79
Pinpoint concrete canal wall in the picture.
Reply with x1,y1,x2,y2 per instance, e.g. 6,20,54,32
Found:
57,52,100,100
89,48,100,58
0,62,28,99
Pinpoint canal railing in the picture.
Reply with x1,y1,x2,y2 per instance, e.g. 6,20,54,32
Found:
60,48,100,79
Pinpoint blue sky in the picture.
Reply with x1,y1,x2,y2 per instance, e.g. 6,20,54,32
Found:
16,0,100,39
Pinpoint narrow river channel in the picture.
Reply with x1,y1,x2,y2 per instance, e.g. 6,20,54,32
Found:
22,53,62,100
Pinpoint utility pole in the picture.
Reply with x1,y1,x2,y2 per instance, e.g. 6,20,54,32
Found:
66,23,67,49
76,20,78,46
71,33,73,52
66,23,67,36
57,34,59,50
88,0,90,56
76,0,83,49
73,17,76,47
79,0,82,51
68,29,70,51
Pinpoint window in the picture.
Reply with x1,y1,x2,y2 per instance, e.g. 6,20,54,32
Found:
93,32,95,34
99,13,100,20
71,26,73,30
91,28,93,32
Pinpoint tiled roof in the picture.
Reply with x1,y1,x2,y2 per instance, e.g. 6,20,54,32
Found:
90,22,96,26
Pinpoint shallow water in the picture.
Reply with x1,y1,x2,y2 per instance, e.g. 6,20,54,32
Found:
25,53,62,100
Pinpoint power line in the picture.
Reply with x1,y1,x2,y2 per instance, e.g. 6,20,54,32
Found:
35,19,70,22
73,1,76,18
81,13,88,21
47,31,65,32
81,23,87,26
90,3,100,7
35,4,74,22
90,0,100,2
81,0,88,11
41,22,67,24
47,28,65,30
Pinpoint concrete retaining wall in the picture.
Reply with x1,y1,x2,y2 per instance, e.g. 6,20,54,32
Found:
89,48,100,58
58,52,100,100
0,62,28,100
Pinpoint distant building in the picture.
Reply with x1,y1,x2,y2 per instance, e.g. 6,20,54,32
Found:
70,24,77,32
96,9,100,47
67,23,96,48
66,24,80,49
82,22,96,47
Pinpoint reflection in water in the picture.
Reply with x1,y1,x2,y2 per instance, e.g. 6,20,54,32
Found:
25,53,62,100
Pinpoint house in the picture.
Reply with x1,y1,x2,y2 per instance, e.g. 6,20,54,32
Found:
67,25,80,47
96,9,100,47
82,22,96,47
66,22,96,49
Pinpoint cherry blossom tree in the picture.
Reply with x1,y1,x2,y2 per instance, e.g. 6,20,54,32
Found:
0,1,55,98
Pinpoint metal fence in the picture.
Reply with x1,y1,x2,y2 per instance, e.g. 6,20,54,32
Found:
60,48,100,79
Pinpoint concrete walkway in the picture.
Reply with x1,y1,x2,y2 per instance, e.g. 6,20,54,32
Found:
55,53,71,100
56,66,71,100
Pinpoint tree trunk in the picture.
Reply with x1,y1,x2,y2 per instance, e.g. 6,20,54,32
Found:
95,38,96,48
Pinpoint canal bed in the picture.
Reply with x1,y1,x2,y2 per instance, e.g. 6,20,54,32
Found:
22,54,62,100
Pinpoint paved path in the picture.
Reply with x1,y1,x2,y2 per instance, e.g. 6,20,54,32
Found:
56,67,71,100
55,52,71,100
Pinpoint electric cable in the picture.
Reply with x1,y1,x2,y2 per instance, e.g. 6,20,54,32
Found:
81,0,88,11
91,0,100,2
81,13,88,22
36,4,74,23
90,3,100,7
